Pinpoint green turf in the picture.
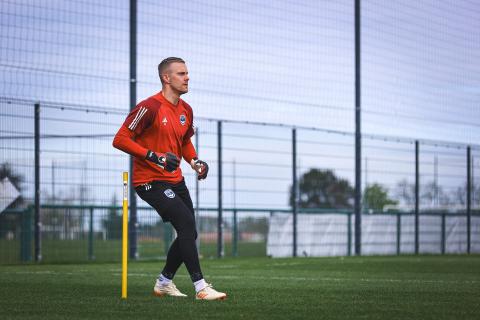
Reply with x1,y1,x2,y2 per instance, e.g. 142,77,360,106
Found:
0,239,266,264
1,255,479,319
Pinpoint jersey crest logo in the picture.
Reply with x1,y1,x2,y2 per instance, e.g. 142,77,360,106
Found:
164,189,175,199
162,117,168,126
180,114,186,126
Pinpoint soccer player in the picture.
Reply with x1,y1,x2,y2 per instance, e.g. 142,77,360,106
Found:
113,57,226,301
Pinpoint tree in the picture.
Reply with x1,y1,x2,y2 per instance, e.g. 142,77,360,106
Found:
289,169,354,209
363,183,398,212
394,179,459,210
421,181,451,207
394,179,415,207
453,182,480,210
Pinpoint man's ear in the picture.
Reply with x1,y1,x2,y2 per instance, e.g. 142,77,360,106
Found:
162,73,170,83
161,73,170,84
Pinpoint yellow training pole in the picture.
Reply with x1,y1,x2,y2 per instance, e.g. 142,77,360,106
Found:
121,171,128,299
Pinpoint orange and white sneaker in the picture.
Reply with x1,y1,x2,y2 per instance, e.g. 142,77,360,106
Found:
195,283,227,301
153,280,187,297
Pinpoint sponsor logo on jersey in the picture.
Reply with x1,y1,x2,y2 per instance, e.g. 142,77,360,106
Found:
162,117,168,126
164,189,175,199
180,114,186,126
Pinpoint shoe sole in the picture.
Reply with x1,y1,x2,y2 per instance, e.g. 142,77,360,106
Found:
153,290,187,298
153,290,167,297
196,294,227,301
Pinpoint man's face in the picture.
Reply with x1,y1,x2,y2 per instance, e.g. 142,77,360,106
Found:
165,62,189,95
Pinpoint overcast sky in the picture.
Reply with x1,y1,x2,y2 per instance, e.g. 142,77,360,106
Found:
1,0,479,143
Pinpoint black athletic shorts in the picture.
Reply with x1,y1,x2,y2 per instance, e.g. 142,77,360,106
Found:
135,179,194,223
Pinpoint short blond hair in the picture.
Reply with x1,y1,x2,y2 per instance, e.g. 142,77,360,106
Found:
158,57,185,83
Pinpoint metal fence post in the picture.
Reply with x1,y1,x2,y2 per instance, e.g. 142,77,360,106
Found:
441,213,446,254
467,146,471,254
34,102,41,262
129,0,138,260
195,127,200,253
233,209,238,257
415,140,419,254
396,213,401,255
217,121,223,258
347,212,352,256
292,128,297,257
21,206,33,262
354,0,362,256
88,207,94,260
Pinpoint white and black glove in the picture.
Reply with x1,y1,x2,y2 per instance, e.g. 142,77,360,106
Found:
146,150,180,172
191,158,209,180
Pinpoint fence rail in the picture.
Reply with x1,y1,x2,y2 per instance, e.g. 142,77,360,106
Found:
1,204,478,264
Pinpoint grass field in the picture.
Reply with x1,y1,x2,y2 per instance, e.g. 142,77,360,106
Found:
0,239,266,264
1,255,479,319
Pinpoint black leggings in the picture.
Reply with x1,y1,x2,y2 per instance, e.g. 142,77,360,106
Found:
135,179,203,282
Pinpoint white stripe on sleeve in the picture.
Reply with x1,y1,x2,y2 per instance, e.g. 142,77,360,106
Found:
128,107,147,130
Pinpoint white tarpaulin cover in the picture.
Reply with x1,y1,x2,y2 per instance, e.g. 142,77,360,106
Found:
267,213,480,257
0,177,20,214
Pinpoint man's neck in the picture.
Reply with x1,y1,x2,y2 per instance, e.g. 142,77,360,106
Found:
161,89,180,106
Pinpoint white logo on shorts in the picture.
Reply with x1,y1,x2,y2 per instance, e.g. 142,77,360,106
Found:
143,183,152,191
164,189,175,199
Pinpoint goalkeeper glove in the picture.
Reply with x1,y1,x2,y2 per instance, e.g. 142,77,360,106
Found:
192,158,209,180
146,150,180,172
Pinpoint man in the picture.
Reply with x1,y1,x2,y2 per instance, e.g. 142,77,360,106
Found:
113,57,226,301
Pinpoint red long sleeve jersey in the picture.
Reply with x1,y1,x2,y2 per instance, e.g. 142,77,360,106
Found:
113,92,197,186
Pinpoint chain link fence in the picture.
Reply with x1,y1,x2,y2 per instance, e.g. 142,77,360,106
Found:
1,1,479,263
1,101,479,263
